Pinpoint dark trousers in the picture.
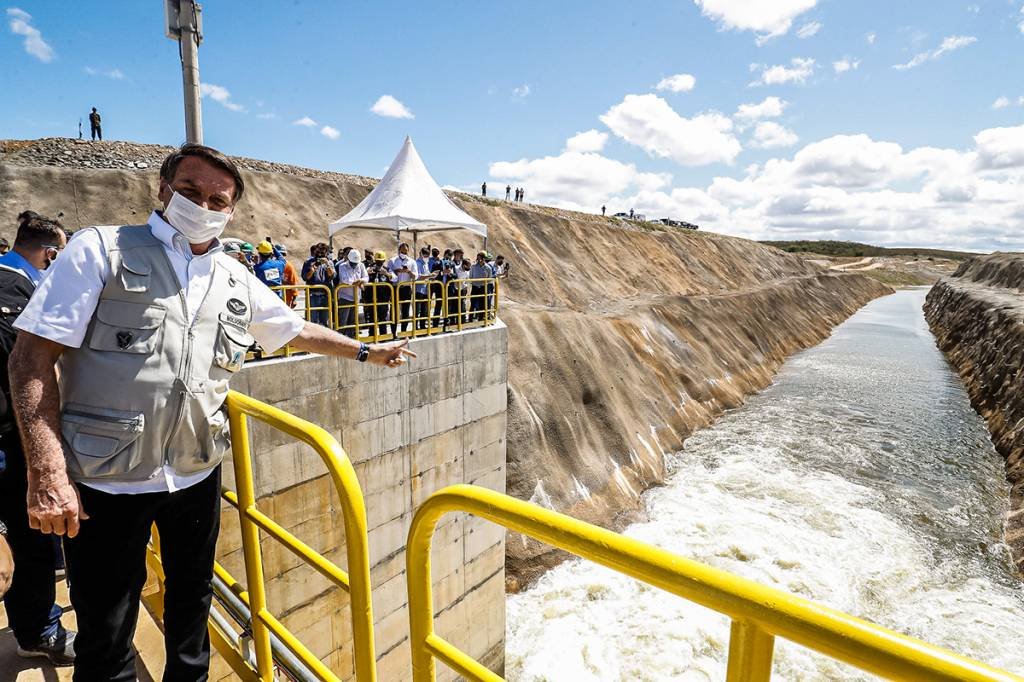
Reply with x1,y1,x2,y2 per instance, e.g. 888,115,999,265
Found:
91,125,102,141
308,289,330,327
470,286,486,321
65,467,222,682
398,288,413,333
414,289,429,330
337,299,358,338
0,433,62,648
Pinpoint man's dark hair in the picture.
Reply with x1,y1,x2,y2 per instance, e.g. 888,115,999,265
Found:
15,210,65,250
160,143,245,203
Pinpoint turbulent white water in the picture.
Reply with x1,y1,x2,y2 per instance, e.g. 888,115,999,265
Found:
506,289,1024,680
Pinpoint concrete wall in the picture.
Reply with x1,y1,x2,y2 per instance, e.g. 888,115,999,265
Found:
210,323,508,681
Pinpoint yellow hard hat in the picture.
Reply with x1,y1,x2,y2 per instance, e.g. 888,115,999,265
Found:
373,250,387,261
256,241,273,255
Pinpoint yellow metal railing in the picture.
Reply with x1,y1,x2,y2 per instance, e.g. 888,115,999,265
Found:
258,279,500,358
406,484,1022,682
146,391,377,681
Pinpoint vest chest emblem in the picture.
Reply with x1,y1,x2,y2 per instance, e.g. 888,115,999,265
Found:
226,298,247,315
116,330,134,349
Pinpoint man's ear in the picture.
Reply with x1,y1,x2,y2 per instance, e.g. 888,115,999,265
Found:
157,179,172,207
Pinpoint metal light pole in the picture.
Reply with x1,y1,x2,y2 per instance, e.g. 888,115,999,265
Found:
165,0,204,144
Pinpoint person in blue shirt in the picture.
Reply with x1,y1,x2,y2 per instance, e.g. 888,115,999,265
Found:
301,242,336,327
253,241,287,298
0,211,75,666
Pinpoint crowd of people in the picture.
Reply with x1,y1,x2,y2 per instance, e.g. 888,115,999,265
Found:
236,239,509,338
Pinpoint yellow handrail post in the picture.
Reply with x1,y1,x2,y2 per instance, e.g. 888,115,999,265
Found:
726,619,775,682
227,407,275,681
407,500,439,682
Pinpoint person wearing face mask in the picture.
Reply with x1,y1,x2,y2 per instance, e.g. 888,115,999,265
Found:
7,143,416,680
386,242,419,334
0,211,74,666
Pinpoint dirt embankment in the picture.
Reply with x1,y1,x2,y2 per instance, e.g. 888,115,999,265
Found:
924,254,1024,572
1,138,892,584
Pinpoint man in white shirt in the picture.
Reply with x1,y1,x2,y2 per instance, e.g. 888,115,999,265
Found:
386,243,418,334
8,143,415,680
335,249,368,338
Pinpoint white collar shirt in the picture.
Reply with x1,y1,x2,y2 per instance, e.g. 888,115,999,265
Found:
387,254,418,282
14,211,305,495
335,261,368,300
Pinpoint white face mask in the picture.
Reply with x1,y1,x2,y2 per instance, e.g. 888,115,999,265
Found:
163,191,232,244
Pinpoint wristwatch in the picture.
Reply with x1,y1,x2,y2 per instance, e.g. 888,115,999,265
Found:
356,343,370,363
0,519,7,537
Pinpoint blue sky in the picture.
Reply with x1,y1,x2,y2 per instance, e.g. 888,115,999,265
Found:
3,1,1023,250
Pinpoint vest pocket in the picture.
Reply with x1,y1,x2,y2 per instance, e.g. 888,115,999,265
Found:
89,300,167,354
61,405,145,478
118,255,152,293
214,321,254,372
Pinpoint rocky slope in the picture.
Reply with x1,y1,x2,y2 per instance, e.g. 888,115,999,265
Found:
924,254,1024,572
1,138,892,583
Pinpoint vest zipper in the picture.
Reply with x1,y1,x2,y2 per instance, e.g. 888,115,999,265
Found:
162,258,221,468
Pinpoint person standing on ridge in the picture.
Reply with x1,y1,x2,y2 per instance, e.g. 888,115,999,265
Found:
0,211,74,666
601,205,606,216
481,181,487,197
520,187,526,203
505,185,511,201
88,108,101,141
7,143,415,681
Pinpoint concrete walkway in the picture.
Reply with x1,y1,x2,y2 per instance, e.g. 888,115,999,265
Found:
0,579,165,680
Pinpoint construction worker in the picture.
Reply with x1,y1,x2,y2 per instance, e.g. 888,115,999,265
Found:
7,142,416,680
253,240,286,296
278,244,299,308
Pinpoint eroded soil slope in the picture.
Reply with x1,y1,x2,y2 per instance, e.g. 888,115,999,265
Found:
925,254,1024,572
1,139,892,583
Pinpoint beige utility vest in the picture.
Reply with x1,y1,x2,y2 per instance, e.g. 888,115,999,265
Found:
59,224,255,484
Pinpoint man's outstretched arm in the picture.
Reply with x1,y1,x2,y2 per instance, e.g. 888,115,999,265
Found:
9,333,88,537
288,322,417,368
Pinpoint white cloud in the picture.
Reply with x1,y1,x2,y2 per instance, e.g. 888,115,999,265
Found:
512,84,531,98
796,21,821,39
750,58,815,86
320,125,341,140
489,151,670,213
693,0,817,43
565,129,609,153
256,112,277,120
865,32,877,45
655,73,696,93
293,116,318,127
84,66,125,80
893,35,977,70
489,124,1024,250
750,121,799,149
833,58,860,74
966,4,980,13
734,96,787,125
992,96,1011,110
199,83,245,112
370,95,414,119
600,94,742,166
6,7,55,62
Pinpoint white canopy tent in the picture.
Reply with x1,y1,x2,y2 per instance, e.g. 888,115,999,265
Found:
328,136,487,247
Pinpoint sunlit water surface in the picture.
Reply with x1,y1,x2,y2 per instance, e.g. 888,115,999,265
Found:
506,289,1024,680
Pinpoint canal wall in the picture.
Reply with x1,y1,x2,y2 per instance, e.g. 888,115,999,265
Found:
212,324,508,681
924,254,1024,572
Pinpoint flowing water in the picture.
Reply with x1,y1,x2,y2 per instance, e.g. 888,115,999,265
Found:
506,289,1024,680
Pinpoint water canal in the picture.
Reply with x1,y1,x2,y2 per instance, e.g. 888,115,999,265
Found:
506,288,1024,680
